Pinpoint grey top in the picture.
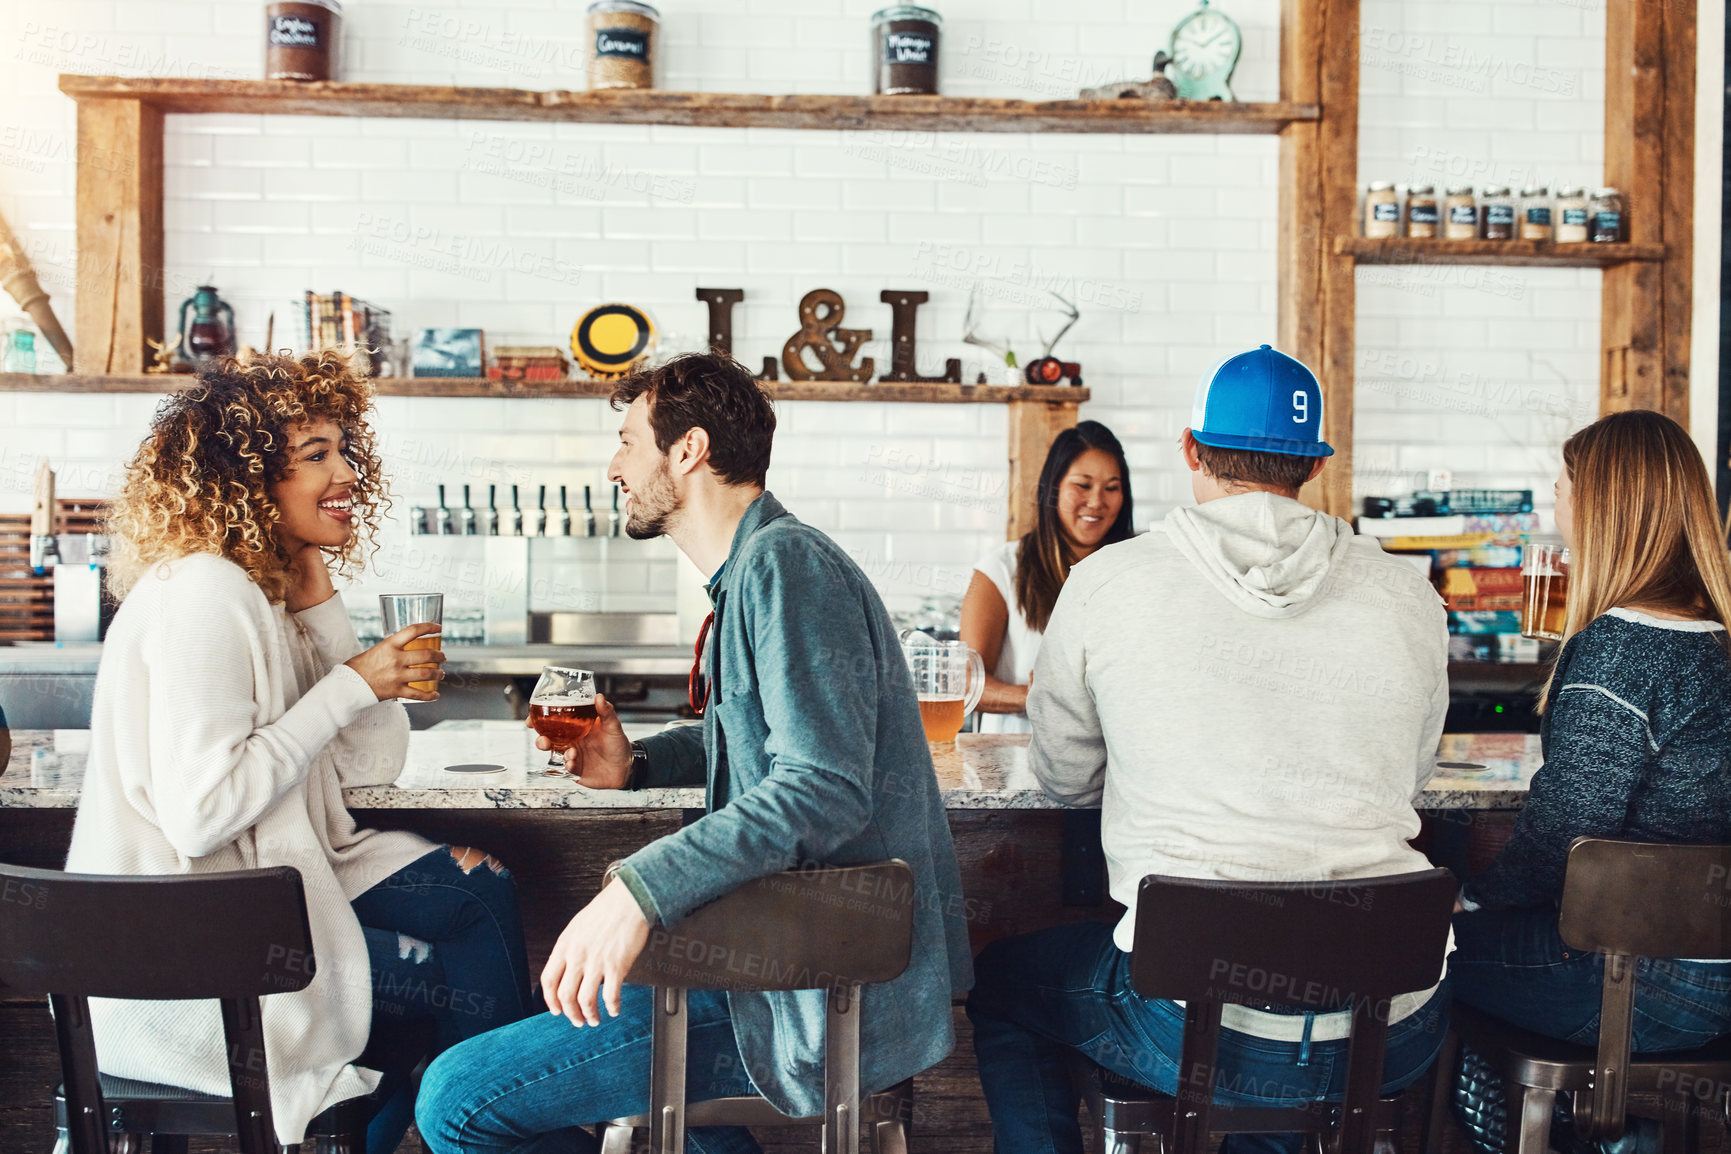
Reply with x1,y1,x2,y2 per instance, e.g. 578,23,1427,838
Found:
1463,608,1731,910
614,492,974,1119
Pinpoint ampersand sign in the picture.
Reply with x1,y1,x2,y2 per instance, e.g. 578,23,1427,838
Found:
781,289,873,382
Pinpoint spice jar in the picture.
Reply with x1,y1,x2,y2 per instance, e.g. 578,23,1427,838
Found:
873,6,941,95
1519,186,1552,241
1590,188,1624,243
1406,185,1439,238
1364,182,1399,239
1555,187,1589,243
266,0,341,82
1480,186,1515,240
1444,186,1478,240
587,0,657,90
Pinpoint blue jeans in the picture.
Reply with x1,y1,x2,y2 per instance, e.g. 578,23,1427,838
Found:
966,920,1453,1154
415,983,762,1154
353,846,535,1154
1451,908,1731,1050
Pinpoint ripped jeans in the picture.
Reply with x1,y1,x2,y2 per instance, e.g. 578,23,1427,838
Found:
353,845,536,1154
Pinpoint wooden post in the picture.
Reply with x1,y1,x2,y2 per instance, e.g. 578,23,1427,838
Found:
1280,0,1358,519
1006,399,1081,540
74,98,163,374
1600,0,1693,422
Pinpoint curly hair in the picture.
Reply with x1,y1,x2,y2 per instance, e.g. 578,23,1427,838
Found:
105,350,390,604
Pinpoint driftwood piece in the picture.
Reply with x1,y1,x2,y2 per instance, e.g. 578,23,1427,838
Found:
0,209,74,370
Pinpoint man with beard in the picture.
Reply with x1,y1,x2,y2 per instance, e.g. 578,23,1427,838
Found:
415,352,973,1154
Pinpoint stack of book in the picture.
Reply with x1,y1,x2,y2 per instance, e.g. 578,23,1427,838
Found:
487,346,569,382
1356,492,1542,662
304,291,393,375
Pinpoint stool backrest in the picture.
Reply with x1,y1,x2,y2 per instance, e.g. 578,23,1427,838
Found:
1130,869,1457,1154
626,860,916,992
1556,838,1731,1140
1558,837,1731,960
0,862,316,1154
626,861,918,1154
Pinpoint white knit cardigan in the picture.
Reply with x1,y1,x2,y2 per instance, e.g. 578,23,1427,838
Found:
64,554,433,1144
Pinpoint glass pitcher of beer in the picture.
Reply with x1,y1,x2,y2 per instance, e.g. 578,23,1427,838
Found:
529,665,598,773
902,636,985,744
1521,544,1571,641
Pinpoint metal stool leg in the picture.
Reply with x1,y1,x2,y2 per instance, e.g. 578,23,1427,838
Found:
648,986,689,1154
598,1121,642,1154
50,1128,70,1154
866,1079,912,1154
1508,1085,1556,1154
822,983,862,1154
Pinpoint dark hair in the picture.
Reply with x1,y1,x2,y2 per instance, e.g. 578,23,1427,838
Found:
610,353,776,487
1014,420,1135,632
1192,441,1317,493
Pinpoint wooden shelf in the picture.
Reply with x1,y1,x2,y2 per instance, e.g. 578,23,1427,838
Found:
0,372,1087,405
58,76,1318,135
1336,236,1666,268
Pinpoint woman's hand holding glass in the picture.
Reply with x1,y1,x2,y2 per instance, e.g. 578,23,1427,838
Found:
344,622,446,702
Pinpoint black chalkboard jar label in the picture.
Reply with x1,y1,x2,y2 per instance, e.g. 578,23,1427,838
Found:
885,30,935,64
595,27,649,58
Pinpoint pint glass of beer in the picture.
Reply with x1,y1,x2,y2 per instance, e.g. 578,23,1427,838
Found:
379,593,443,702
902,638,985,744
529,665,598,772
1520,544,1571,641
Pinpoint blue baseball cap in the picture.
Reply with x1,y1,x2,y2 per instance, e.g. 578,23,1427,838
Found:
1190,344,1334,458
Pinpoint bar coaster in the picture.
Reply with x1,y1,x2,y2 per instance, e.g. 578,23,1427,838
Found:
443,763,507,775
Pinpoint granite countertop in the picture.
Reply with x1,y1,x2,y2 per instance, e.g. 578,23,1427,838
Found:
0,643,689,678
0,724,1537,811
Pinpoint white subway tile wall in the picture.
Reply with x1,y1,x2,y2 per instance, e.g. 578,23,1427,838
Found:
0,0,1603,610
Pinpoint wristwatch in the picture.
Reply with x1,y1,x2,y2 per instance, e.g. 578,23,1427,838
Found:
626,741,650,790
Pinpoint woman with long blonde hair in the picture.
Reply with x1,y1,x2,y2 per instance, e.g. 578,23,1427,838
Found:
68,352,532,1152
1452,410,1731,1088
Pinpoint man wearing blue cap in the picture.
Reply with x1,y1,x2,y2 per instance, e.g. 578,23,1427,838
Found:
967,345,1452,1154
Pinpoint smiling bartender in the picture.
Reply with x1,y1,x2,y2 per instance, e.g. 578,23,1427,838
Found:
959,421,1134,733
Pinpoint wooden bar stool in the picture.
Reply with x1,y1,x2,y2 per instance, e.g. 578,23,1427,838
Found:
0,861,428,1154
597,860,919,1154
1075,868,1459,1154
1425,839,1731,1154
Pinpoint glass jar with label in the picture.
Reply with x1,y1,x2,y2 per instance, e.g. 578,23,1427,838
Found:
266,0,341,81
1590,188,1623,243
1363,182,1399,238
1444,186,1478,240
1555,187,1589,243
1519,187,1552,241
1480,186,1515,240
1406,185,1439,238
873,6,942,95
587,0,658,90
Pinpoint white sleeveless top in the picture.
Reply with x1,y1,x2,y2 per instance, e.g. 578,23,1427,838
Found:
973,539,1043,734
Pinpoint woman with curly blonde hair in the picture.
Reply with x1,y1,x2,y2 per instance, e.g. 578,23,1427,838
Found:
66,352,532,1153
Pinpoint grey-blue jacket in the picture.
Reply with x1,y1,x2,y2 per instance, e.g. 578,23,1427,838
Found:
616,492,974,1117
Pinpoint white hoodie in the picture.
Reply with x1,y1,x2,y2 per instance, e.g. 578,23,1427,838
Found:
1028,492,1449,1037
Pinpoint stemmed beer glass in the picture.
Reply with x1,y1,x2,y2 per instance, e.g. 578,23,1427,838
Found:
528,665,598,773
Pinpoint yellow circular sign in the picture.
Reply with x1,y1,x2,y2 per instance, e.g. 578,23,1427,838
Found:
571,303,655,378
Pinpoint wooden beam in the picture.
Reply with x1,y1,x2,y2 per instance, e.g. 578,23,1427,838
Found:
1005,400,1081,541
1600,0,1668,415
1277,0,1324,374
58,77,1320,136
1291,0,1359,520
1658,0,1696,421
73,99,162,374
0,371,1088,407
1336,236,1666,268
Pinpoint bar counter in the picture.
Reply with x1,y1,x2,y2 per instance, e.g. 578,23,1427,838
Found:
1,722,1539,810
0,723,1532,1151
